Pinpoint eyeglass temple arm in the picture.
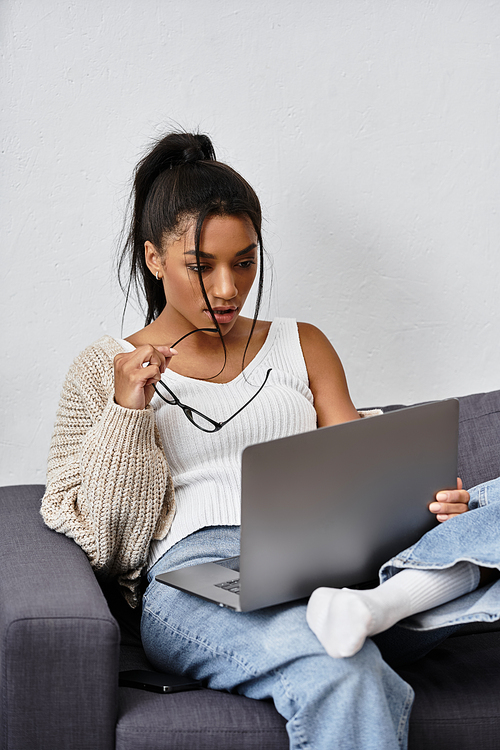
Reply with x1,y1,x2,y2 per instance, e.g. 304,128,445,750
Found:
218,369,273,428
171,328,219,348
154,329,219,401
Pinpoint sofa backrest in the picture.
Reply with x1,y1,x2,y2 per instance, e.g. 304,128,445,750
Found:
456,390,500,490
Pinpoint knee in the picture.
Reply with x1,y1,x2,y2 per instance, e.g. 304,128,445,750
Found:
281,637,392,698
270,640,412,731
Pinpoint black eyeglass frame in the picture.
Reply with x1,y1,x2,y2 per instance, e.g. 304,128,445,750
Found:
154,368,272,433
152,327,272,433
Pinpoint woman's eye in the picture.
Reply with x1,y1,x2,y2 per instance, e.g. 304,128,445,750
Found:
237,260,256,269
187,265,209,273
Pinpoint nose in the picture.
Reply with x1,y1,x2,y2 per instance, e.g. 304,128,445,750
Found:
211,265,237,301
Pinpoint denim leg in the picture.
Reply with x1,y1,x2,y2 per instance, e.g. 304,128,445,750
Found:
141,528,414,750
380,478,500,631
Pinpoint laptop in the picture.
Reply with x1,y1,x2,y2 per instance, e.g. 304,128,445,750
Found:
156,399,459,611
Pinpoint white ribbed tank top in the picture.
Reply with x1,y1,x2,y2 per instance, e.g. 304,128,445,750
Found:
117,318,317,568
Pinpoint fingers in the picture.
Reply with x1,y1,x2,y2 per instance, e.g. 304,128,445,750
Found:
153,346,178,373
114,345,177,410
142,346,178,387
429,478,470,522
138,345,178,372
430,507,470,522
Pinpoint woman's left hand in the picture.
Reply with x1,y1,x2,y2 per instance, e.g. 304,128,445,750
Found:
429,477,469,522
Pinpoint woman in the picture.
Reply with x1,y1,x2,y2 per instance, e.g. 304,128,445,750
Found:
42,131,494,750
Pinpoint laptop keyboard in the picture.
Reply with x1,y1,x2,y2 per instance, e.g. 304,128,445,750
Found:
215,578,240,594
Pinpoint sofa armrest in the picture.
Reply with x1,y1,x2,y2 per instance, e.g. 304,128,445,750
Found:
0,485,120,750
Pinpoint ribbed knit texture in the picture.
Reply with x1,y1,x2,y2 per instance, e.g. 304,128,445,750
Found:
367,561,481,632
142,318,318,567
41,336,175,607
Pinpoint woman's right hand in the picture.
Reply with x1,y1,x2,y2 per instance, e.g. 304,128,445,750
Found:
114,345,177,410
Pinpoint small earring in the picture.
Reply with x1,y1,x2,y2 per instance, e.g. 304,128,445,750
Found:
155,271,160,281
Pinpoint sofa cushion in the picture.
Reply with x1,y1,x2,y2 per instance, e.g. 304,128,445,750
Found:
116,687,288,750
399,630,500,750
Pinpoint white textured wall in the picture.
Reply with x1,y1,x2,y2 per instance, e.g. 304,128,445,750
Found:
2,0,500,485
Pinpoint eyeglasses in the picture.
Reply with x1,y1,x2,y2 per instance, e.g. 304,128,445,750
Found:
153,328,272,433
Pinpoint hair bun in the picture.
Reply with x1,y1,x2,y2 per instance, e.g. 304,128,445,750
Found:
180,133,215,164
139,132,216,174
181,144,206,164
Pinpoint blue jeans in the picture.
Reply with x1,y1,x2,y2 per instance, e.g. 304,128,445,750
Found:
141,479,500,750
142,527,413,750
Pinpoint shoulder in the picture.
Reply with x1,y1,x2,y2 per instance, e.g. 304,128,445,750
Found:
64,336,127,404
296,322,344,377
71,335,126,373
269,319,337,368
296,321,328,342
296,322,337,357
296,322,359,426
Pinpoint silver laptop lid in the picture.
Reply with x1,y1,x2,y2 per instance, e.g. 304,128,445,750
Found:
239,399,458,611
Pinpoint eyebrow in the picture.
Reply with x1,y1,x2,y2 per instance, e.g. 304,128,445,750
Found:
184,243,258,259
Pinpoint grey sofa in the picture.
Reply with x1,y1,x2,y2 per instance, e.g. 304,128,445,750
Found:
2,390,500,750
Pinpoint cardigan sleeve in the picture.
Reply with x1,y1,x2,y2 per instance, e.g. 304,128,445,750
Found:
40,338,175,606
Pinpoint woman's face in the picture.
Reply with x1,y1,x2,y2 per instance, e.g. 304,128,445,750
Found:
146,214,258,334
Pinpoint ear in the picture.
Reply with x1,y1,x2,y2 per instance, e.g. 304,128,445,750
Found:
145,241,163,279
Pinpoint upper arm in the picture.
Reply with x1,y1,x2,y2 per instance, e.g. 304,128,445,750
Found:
42,349,171,575
298,322,360,428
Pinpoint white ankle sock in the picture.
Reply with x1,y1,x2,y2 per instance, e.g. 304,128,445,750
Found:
306,561,480,658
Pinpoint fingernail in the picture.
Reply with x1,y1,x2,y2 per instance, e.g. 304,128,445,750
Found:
429,502,441,512
169,348,178,354
436,492,448,501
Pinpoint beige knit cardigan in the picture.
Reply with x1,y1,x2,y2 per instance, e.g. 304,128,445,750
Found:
41,336,175,607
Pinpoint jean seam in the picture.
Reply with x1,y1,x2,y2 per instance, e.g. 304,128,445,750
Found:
479,484,487,507
396,682,414,747
273,667,311,750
